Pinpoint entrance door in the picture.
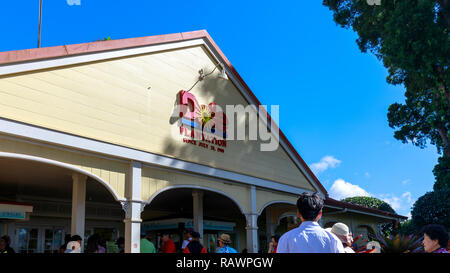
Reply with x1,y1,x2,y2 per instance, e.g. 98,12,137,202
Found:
43,228,65,253
16,228,39,253
15,226,65,253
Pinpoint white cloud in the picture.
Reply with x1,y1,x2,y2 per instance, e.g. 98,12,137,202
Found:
380,195,402,211
310,155,341,175
329,179,371,200
67,0,81,5
377,192,415,215
402,192,412,204
326,178,416,217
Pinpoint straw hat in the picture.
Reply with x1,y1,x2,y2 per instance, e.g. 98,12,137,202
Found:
66,241,81,253
366,241,381,253
218,233,231,244
331,223,350,236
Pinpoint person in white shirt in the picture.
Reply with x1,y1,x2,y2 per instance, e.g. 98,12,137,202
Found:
276,192,345,253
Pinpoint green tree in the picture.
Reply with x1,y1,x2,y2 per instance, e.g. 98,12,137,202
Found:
341,196,397,214
323,0,450,157
341,196,399,236
397,219,417,235
433,155,450,190
411,188,450,231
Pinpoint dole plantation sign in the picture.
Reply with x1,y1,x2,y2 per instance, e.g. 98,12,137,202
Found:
177,90,228,153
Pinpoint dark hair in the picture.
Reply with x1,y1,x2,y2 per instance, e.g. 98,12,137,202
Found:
85,234,100,253
191,232,200,239
71,235,82,242
64,234,72,244
0,235,11,246
296,192,323,221
271,234,281,243
422,224,449,248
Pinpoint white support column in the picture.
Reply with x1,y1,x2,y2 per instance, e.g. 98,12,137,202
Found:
192,190,204,243
71,173,87,251
245,185,258,253
122,161,144,253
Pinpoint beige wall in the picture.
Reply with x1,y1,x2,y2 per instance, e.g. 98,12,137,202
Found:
255,188,297,215
0,45,314,192
0,137,127,199
141,165,250,213
322,213,380,234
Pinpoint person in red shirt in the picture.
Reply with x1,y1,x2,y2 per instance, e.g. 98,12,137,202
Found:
160,233,176,253
183,232,207,254
268,234,280,253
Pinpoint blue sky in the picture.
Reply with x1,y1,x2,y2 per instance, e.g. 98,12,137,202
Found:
0,0,439,218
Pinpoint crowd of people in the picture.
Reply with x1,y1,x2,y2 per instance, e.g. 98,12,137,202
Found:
54,227,238,254
139,229,237,254
1,193,447,254
274,192,448,254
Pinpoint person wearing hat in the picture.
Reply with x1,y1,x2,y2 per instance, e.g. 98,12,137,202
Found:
64,241,81,253
181,228,194,251
140,231,156,253
183,232,207,254
326,223,355,253
216,233,237,253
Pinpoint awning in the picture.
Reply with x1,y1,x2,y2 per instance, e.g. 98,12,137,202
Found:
0,201,33,220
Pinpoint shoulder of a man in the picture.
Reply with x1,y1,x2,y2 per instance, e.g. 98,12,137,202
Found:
276,227,299,253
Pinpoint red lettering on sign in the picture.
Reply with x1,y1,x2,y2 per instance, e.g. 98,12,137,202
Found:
179,90,198,120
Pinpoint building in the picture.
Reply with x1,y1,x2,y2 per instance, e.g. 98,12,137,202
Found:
0,30,406,253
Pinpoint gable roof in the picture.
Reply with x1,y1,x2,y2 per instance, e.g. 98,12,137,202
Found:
0,30,328,197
